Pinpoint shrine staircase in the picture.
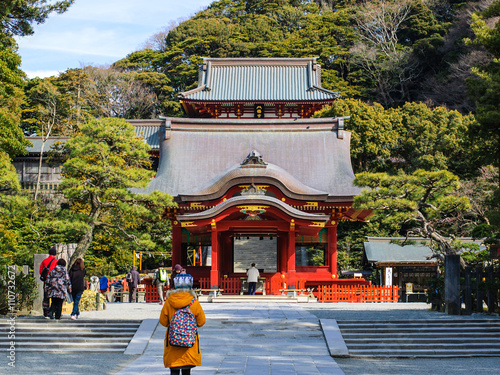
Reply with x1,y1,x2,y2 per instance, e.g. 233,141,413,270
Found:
337,319,500,357
0,319,141,352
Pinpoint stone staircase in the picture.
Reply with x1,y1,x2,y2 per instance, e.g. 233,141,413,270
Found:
338,319,500,357
208,294,309,303
0,319,141,352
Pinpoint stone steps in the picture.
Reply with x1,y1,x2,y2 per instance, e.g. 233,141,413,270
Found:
0,318,141,352
209,295,304,303
338,319,500,358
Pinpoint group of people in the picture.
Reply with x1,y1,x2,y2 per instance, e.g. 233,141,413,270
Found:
39,246,86,320
40,249,256,375
153,263,187,304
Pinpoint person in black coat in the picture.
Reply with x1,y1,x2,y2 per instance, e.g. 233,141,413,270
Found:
127,266,141,303
69,258,86,320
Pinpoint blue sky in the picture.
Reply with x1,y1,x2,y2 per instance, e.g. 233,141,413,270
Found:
15,0,214,78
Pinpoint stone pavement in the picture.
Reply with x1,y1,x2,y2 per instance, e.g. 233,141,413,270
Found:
4,302,500,375
116,303,345,375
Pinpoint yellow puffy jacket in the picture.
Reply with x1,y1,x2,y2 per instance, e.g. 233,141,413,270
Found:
159,290,206,368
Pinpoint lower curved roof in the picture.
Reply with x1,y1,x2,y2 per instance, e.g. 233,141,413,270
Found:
178,161,328,201
176,195,330,222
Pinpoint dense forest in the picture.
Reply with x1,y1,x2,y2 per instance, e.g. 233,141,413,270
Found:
0,0,499,280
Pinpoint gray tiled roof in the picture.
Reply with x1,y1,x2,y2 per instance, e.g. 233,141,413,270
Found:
25,137,69,153
137,117,361,200
364,237,485,264
23,121,162,153
128,120,163,149
180,58,339,102
364,240,436,264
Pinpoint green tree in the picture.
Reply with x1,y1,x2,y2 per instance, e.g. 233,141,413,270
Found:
59,118,175,266
0,151,21,192
316,99,475,177
354,169,471,262
0,35,30,157
467,1,500,170
394,102,474,176
0,0,74,36
314,98,400,173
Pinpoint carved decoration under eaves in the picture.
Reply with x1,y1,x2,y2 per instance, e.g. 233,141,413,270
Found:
241,183,266,196
241,150,267,168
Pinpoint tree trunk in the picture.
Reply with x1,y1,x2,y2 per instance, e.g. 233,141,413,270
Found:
69,196,101,268
69,222,95,269
34,140,46,201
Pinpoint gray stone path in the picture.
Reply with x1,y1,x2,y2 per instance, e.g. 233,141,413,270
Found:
116,303,345,375
4,302,500,375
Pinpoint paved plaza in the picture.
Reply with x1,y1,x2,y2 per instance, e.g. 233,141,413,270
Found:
4,302,500,375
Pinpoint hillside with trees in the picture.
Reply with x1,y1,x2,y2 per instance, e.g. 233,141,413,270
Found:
0,0,499,279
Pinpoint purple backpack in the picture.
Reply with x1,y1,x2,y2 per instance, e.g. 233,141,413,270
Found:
168,299,197,348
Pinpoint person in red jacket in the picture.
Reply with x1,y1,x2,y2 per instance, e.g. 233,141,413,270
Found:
39,246,58,318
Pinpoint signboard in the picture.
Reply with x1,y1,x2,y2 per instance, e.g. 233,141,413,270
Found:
254,103,265,119
406,283,413,293
385,267,393,286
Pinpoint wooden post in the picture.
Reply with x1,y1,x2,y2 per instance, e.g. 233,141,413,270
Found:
464,266,472,315
445,254,461,315
487,266,496,313
328,224,338,276
287,228,296,289
171,224,182,268
475,266,483,313
210,222,219,289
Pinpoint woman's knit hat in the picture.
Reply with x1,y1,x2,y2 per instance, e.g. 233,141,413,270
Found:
174,274,193,289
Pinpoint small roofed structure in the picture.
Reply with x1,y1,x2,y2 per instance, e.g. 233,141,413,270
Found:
180,58,339,119
364,237,438,268
364,237,440,302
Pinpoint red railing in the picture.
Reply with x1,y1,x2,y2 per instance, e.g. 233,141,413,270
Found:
199,277,210,289
268,276,287,295
220,277,241,294
318,284,400,303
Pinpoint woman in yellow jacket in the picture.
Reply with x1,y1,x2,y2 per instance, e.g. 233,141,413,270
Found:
159,274,206,375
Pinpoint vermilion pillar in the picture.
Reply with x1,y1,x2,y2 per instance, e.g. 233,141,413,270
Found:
172,224,182,268
287,222,296,288
328,223,338,276
210,222,219,289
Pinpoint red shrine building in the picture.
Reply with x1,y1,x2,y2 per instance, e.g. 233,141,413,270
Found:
140,58,372,293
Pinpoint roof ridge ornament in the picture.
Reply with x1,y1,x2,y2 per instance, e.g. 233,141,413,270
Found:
241,150,267,168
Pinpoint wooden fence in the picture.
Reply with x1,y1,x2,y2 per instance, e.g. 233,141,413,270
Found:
220,277,241,294
318,284,400,303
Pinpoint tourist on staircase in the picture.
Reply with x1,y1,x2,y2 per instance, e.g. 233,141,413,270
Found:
39,246,58,318
45,258,72,320
69,258,86,320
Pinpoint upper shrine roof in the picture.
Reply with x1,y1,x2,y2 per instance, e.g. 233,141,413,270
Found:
179,58,340,102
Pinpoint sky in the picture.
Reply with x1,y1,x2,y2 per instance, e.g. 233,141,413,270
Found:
15,0,214,79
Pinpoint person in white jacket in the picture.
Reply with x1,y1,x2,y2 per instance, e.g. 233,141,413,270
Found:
246,263,260,295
